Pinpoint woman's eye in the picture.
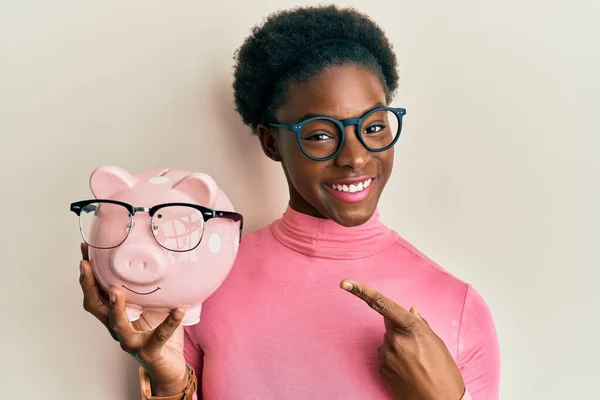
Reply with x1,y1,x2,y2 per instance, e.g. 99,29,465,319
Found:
305,133,332,141
364,124,386,135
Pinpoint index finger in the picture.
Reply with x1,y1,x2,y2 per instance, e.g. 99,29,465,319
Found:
80,242,89,261
340,280,411,326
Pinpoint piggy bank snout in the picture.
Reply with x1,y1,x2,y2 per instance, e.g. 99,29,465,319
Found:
110,244,168,285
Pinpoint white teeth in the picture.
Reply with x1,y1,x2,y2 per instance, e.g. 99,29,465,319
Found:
331,178,373,193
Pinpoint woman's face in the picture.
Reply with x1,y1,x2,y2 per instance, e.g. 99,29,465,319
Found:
258,64,395,227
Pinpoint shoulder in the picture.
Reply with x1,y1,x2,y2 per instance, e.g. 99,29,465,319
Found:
389,233,470,293
386,232,497,327
390,233,497,333
388,232,498,342
236,224,278,253
227,223,283,270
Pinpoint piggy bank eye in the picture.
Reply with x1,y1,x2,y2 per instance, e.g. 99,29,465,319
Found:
157,213,163,219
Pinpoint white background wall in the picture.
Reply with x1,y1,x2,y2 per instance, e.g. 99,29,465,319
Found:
1,0,598,399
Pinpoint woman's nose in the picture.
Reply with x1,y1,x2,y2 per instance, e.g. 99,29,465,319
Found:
334,126,371,169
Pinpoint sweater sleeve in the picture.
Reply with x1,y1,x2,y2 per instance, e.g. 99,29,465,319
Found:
184,326,204,400
456,284,501,399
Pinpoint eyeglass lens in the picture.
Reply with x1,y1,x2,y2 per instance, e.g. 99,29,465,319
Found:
79,202,132,249
151,205,205,251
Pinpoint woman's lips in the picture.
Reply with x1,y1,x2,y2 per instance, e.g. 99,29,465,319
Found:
325,176,376,203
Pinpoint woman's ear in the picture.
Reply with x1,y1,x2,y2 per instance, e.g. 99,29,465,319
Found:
257,124,282,162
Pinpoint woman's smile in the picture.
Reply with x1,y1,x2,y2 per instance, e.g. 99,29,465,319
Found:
324,175,377,203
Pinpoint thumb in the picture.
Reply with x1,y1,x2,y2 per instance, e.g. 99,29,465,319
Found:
144,308,185,355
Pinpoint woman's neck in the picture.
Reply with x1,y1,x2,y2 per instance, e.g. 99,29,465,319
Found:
269,203,399,260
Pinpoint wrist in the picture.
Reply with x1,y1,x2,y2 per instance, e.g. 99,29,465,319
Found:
152,373,190,397
140,364,197,399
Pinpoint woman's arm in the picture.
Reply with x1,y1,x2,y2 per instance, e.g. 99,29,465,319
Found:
456,285,501,399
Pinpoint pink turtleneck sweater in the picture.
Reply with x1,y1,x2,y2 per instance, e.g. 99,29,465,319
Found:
183,207,500,399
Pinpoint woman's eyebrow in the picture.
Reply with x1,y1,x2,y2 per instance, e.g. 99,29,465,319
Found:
294,112,323,122
294,102,387,123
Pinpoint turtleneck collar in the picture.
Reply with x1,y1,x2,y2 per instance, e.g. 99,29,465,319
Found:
269,204,399,260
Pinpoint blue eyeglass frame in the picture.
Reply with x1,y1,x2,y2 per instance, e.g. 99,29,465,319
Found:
268,106,407,161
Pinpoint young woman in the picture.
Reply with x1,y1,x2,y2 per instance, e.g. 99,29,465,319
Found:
78,5,500,399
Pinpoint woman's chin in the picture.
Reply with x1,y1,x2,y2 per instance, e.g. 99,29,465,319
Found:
322,201,378,227
293,186,380,226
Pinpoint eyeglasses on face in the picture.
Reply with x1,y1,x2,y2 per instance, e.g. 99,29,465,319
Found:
70,199,243,252
268,106,407,161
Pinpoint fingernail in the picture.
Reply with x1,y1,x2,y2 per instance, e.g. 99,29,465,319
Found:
173,308,184,320
109,289,116,303
341,281,353,291
79,262,85,277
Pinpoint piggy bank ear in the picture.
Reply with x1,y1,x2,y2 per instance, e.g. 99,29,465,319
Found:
89,166,138,198
173,173,218,207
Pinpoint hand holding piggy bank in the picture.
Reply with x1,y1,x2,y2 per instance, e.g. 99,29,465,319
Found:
70,166,243,325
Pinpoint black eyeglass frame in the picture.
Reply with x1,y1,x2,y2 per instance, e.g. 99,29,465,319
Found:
70,199,244,252
268,106,407,161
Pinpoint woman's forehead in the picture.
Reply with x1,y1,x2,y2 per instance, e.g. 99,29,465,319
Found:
278,65,387,122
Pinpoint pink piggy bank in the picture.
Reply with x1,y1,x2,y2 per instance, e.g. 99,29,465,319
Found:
70,166,243,325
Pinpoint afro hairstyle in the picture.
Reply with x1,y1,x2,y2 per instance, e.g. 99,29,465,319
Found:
232,5,400,134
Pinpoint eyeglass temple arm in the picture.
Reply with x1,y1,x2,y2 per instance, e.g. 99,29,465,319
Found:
70,203,98,214
214,210,244,243
82,204,98,213
268,123,294,131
